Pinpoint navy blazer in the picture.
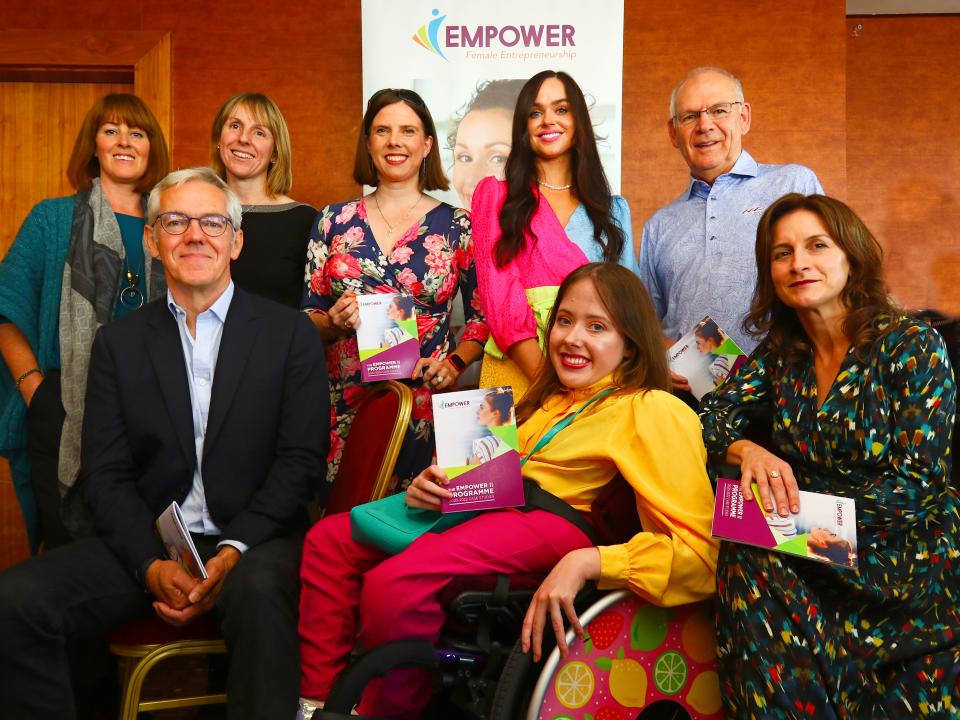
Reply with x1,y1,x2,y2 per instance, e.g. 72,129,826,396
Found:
80,287,329,578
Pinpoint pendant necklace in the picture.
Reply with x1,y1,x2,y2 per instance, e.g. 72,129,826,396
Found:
373,191,424,236
118,256,144,309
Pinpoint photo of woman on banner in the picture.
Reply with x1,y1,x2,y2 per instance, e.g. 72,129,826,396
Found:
471,70,637,400
447,79,525,210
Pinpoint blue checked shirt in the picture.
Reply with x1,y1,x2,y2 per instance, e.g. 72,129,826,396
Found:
168,281,247,554
638,150,822,352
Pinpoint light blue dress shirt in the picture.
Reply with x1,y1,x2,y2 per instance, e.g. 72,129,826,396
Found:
167,281,246,554
566,195,638,274
638,150,822,352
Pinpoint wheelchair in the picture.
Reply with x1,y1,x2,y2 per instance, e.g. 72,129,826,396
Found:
314,477,723,720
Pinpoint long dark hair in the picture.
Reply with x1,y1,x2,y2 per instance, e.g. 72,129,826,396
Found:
516,263,670,423
748,193,897,359
495,71,625,268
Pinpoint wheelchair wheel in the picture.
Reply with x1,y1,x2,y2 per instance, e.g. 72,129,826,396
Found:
490,591,724,720
487,636,551,720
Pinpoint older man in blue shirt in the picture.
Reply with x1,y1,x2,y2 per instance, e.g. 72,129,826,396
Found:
639,67,822,389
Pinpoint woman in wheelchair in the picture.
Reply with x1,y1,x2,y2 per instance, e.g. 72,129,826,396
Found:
700,194,959,718
297,263,718,719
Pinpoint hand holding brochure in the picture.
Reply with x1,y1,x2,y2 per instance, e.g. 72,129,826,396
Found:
356,293,420,382
667,316,746,400
712,477,858,569
156,501,208,579
432,386,524,513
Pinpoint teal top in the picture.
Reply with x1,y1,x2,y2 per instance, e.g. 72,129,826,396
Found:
114,213,146,319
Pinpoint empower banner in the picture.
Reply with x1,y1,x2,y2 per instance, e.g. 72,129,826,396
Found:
361,0,625,210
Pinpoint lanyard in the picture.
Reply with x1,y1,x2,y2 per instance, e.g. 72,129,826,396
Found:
520,388,614,467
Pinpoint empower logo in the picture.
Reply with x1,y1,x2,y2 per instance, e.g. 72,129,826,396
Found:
413,9,577,59
412,9,448,60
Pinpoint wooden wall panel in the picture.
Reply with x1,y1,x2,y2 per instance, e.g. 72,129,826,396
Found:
0,466,30,569
847,16,960,314
134,33,173,149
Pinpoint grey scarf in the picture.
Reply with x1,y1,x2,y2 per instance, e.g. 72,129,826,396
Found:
58,179,165,533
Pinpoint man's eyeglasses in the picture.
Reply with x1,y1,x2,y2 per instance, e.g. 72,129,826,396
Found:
155,212,233,237
674,101,743,127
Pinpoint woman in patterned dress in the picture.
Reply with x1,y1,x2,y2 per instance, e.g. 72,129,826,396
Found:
700,193,959,718
302,89,487,495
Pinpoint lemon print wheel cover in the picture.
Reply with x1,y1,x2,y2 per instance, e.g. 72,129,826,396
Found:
653,650,688,696
554,660,595,709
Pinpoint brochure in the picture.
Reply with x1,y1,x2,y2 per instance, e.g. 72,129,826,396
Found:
667,315,747,400
432,386,524,513
356,293,420,382
156,501,209,579
712,477,858,569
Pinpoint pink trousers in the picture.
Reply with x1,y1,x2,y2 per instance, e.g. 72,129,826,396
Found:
298,508,593,719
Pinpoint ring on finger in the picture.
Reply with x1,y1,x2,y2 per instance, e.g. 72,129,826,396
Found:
769,470,780,478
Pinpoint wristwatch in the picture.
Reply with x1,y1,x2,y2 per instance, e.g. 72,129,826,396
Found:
446,354,467,375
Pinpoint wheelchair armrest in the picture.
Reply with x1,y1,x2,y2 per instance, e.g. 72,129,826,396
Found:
323,639,440,716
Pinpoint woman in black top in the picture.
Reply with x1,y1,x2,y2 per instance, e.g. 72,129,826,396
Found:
210,92,316,308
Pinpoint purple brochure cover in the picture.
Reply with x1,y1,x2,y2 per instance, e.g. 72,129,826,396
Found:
360,341,419,382
440,450,524,513
712,477,859,569
711,478,777,547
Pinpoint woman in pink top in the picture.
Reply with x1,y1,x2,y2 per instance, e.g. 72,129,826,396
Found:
472,70,637,398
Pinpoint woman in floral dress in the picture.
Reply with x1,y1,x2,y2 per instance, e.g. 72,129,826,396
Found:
700,193,959,718
303,89,487,494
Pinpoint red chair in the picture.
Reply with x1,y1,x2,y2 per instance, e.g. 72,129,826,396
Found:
105,613,227,719
324,380,413,516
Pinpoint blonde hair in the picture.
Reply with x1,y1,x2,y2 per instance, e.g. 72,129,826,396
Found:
210,92,294,197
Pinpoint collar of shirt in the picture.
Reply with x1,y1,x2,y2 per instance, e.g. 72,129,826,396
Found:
543,374,618,411
519,375,619,457
686,149,759,200
166,281,235,326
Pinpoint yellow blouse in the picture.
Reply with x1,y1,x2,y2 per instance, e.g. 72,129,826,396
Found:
518,379,718,606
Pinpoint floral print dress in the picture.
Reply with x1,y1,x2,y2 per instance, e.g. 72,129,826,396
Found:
303,199,488,493
700,317,959,719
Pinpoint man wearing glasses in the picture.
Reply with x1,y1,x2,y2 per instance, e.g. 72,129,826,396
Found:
0,167,328,718
638,67,822,390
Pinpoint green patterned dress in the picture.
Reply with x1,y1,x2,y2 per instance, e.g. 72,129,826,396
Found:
700,317,959,719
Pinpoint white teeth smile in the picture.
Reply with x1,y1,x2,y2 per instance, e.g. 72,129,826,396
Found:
385,154,407,162
114,154,134,160
231,151,254,159
540,132,561,140
562,355,589,367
